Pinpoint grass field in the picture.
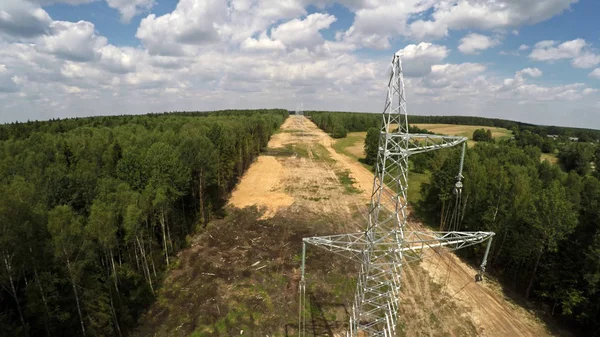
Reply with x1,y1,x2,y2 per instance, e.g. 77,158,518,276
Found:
332,132,367,162
331,124,513,203
413,124,512,148
541,152,559,164
407,171,430,203
335,125,512,161
333,131,430,203
412,123,513,140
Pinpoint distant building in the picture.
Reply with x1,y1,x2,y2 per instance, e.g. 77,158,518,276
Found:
547,134,559,139
569,137,579,142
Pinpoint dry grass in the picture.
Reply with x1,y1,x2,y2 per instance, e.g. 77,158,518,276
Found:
333,132,367,160
540,153,559,164
228,156,293,219
412,124,512,141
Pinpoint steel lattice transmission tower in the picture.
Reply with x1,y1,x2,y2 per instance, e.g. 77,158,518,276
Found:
299,51,495,336
296,103,304,116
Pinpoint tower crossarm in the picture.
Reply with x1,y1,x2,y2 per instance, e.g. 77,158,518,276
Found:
303,233,368,261
302,231,494,263
400,231,495,263
384,133,468,156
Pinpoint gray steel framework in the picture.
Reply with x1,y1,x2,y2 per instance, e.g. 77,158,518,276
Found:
299,51,495,336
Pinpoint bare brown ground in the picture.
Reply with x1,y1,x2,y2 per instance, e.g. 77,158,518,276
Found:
420,254,546,337
229,115,368,221
266,117,296,149
227,156,293,219
347,144,365,158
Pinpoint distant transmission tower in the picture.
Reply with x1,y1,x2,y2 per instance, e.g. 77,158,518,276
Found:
299,51,495,336
293,103,306,138
295,103,304,116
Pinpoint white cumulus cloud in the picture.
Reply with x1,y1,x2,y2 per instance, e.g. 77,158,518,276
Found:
572,52,600,69
241,32,286,52
0,0,598,128
530,38,600,69
518,67,542,78
341,0,434,49
136,0,227,55
98,45,137,73
399,42,450,77
240,13,337,52
37,20,107,62
0,0,52,38
27,0,153,22
458,33,500,54
0,70,19,93
28,0,94,4
106,0,156,23
408,0,577,39
529,39,586,61
271,13,336,50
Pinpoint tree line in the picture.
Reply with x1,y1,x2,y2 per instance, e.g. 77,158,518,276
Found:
0,109,287,336
421,142,600,335
558,143,600,175
308,111,379,138
363,125,435,170
472,128,493,142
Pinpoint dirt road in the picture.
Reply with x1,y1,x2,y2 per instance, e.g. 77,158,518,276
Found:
229,115,552,336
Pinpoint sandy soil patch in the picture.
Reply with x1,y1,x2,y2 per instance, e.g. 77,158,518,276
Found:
228,156,293,219
229,116,369,222
420,253,549,336
344,132,367,158
267,132,291,149
266,116,301,148
347,142,365,159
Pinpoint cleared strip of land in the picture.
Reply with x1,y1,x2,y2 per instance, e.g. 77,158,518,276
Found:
136,116,554,336
229,116,552,336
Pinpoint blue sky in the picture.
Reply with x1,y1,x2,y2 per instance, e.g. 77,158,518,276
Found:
0,0,599,128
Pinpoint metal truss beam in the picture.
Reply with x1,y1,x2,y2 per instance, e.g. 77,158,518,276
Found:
400,134,467,155
303,231,494,264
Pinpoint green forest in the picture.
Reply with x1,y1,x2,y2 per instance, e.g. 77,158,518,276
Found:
310,111,600,336
421,143,600,335
0,109,287,336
